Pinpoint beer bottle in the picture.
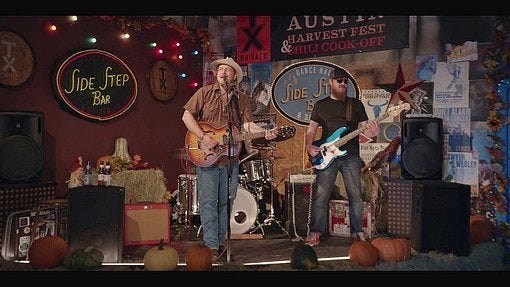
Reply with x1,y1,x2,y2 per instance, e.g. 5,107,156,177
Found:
104,161,112,186
97,161,105,186
84,160,93,186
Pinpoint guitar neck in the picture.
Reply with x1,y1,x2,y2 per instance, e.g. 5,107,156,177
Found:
234,130,266,142
334,110,391,148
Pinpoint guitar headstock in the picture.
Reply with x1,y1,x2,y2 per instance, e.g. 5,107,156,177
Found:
276,126,296,141
387,102,411,117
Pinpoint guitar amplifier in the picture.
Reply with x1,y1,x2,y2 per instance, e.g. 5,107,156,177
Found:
124,203,171,246
283,182,313,238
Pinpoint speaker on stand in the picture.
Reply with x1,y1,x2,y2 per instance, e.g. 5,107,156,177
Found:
0,111,44,183
401,117,443,180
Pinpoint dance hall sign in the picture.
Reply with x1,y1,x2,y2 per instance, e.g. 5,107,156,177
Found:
54,49,138,121
271,16,409,61
271,60,360,126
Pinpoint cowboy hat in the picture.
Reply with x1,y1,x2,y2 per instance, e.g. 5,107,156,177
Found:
211,57,243,85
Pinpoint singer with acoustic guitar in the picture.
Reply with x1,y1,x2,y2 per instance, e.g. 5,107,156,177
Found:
181,57,277,262
304,67,380,246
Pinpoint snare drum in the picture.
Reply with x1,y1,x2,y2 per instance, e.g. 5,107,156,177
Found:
177,174,199,215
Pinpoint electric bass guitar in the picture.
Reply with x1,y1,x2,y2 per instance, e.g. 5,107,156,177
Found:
185,122,296,167
308,103,411,170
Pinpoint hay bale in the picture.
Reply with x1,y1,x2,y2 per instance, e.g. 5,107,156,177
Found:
110,169,167,203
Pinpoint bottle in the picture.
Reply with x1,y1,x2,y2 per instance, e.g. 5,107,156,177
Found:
97,161,105,186
84,161,92,186
104,161,112,186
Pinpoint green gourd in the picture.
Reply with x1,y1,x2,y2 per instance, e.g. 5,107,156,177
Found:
290,243,318,270
67,245,104,270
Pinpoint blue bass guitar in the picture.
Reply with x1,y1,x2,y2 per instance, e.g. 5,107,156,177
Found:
308,103,410,170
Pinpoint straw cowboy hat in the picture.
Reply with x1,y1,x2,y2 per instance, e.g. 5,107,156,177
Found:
211,57,243,85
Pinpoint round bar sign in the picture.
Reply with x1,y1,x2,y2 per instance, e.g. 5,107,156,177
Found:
54,49,138,121
271,60,359,126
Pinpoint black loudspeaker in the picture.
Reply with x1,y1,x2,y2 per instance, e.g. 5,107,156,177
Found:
68,185,125,262
401,117,443,180
411,180,470,256
0,111,44,183
284,182,312,237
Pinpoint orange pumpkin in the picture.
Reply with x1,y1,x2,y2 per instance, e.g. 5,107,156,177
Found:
371,237,411,261
28,235,69,269
348,240,379,267
470,215,493,244
185,243,212,271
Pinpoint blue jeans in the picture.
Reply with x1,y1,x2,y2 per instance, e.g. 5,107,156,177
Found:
309,154,364,236
197,160,239,250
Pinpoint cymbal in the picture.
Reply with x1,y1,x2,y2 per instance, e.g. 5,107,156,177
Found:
169,148,188,159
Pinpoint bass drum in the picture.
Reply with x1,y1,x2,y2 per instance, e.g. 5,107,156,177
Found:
230,186,258,234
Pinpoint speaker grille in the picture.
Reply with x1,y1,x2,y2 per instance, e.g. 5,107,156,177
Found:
68,186,125,262
401,138,442,179
401,117,443,180
0,135,43,182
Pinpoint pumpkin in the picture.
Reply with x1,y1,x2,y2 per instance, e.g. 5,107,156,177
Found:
348,240,379,267
470,215,493,244
28,235,69,269
371,237,411,261
144,238,179,271
185,243,212,271
290,243,318,270
66,245,104,271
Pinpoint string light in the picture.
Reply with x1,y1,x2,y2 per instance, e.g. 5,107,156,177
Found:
120,33,130,40
192,50,199,55
180,73,187,78
149,42,157,47
88,36,97,44
69,16,78,22
49,24,57,31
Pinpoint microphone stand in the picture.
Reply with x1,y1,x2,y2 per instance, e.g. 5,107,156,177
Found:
224,80,235,263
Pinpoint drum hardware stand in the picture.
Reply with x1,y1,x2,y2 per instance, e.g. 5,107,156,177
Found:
249,148,289,238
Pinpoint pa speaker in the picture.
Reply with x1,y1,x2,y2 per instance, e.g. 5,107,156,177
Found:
401,117,443,180
0,111,43,183
284,182,312,237
68,185,125,262
411,180,470,256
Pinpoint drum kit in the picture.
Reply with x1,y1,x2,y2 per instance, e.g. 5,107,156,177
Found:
170,125,295,236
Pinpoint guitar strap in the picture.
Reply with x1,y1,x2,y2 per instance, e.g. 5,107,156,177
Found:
345,97,353,129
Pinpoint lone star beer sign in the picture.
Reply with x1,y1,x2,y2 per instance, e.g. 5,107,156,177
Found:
54,49,138,122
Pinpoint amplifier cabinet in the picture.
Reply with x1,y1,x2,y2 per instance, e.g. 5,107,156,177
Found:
283,182,313,238
411,180,471,256
0,181,56,249
124,203,171,246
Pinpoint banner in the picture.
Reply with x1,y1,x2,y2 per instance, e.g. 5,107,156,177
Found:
237,16,271,65
271,16,409,61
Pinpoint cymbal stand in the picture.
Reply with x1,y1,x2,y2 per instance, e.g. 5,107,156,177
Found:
249,148,289,237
